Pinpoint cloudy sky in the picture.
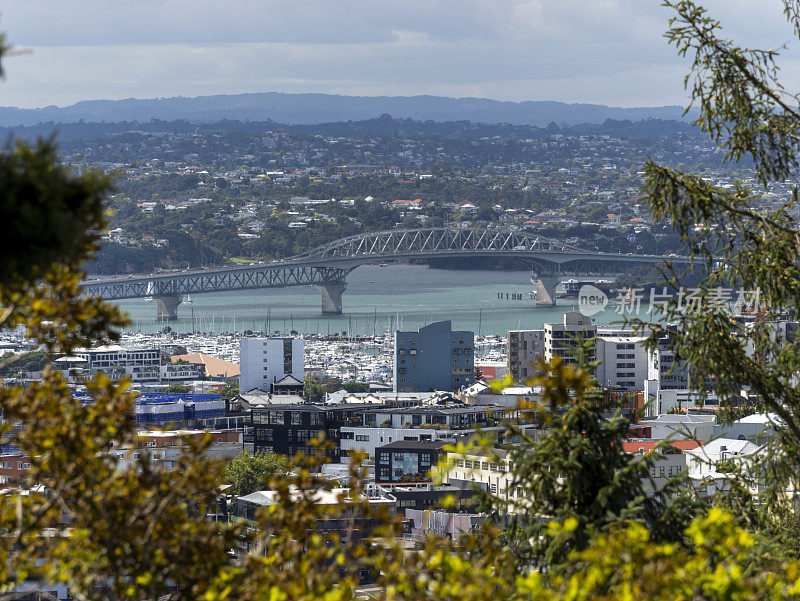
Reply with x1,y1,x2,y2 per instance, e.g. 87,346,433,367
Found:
0,0,796,108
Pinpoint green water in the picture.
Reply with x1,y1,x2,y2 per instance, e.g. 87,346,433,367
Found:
116,264,633,336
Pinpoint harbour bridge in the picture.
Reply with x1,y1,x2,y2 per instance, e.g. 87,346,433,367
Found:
82,227,691,320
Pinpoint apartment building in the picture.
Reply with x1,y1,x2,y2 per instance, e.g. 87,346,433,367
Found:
642,331,691,415
374,440,447,483
72,345,163,382
250,403,363,461
595,335,648,391
240,337,304,394
394,321,474,392
507,329,544,382
544,311,597,364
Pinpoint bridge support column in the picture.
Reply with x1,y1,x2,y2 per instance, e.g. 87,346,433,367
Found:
320,283,346,315
155,294,181,321
534,277,557,307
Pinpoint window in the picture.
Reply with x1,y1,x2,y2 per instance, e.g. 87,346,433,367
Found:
290,413,302,425
399,349,406,355
355,435,369,442
379,453,390,461
420,453,432,463
394,453,404,461
409,349,417,355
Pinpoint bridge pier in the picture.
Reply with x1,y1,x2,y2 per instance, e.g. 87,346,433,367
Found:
320,282,346,315
155,294,181,321
534,277,557,307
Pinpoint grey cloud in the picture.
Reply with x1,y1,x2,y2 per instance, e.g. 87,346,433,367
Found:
0,0,797,108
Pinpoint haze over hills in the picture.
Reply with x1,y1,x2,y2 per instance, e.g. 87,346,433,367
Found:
0,92,693,128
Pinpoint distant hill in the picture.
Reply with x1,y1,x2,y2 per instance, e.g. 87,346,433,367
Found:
0,92,693,128
0,114,696,144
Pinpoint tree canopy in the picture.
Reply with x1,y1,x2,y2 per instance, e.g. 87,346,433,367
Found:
225,451,293,496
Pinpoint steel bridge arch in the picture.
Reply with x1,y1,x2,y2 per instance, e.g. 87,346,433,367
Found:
82,227,691,319
294,227,586,262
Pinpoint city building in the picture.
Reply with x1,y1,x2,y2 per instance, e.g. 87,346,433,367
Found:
72,345,163,382
444,449,514,498
239,337,304,394
0,453,31,488
622,439,700,491
595,334,648,391
341,426,450,459
507,329,544,382
229,486,395,560
474,360,509,381
111,429,243,470
70,392,227,429
637,413,716,441
684,438,765,495
394,321,474,392
340,402,503,458
374,440,447,483
544,312,596,364
250,403,364,461
643,331,692,415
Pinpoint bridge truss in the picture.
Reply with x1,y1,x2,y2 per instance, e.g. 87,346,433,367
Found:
82,227,689,319
83,265,348,301
297,227,584,261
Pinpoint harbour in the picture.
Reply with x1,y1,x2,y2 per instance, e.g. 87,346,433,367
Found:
114,264,630,338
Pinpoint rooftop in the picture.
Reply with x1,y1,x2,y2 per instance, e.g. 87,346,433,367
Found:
376,440,449,451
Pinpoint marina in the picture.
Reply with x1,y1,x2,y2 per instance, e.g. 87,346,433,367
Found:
115,329,506,386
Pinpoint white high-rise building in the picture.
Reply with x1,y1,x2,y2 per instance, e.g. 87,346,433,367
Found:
544,311,596,364
595,335,649,391
239,338,304,393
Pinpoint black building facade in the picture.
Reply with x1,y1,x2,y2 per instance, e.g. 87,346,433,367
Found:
374,440,447,483
251,404,364,461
